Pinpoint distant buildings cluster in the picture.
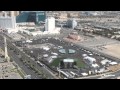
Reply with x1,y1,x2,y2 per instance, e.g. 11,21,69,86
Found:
0,11,20,17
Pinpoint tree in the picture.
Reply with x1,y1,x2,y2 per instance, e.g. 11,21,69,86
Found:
60,61,64,69
67,63,70,69
28,60,30,63
73,61,77,66
32,64,35,67
71,62,75,68
10,59,13,62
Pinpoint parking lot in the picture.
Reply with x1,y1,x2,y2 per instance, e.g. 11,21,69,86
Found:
14,37,120,78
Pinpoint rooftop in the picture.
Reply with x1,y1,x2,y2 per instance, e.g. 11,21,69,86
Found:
63,59,74,63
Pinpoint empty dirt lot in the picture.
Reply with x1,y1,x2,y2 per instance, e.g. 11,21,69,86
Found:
102,44,120,59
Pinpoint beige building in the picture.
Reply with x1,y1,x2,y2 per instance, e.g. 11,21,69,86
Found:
9,11,20,17
0,11,4,17
67,12,80,18
55,13,68,19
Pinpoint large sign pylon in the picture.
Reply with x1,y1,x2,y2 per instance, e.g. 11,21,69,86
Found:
4,36,10,62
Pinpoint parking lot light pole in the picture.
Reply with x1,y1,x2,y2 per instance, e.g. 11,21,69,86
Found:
37,53,40,61
58,63,61,78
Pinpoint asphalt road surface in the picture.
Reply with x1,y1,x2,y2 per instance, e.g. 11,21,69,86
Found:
0,39,42,79
0,33,56,79
77,70,120,79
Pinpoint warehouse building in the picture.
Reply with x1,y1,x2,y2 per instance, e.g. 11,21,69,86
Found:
84,56,96,64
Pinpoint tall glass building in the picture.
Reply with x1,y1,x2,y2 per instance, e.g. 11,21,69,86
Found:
16,11,46,24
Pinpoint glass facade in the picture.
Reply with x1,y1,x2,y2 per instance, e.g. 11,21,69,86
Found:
16,11,46,24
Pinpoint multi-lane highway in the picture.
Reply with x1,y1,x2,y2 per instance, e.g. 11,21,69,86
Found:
0,33,56,79
0,36,41,79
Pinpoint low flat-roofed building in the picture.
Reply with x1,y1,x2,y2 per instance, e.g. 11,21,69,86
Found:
43,54,49,58
46,56,54,63
51,52,58,56
59,49,66,54
109,62,118,65
81,72,88,76
42,46,50,51
51,56,57,59
63,59,74,63
84,56,96,64
101,59,111,65
91,63,99,68
62,59,75,69
67,34,81,41
97,68,105,73
68,49,76,54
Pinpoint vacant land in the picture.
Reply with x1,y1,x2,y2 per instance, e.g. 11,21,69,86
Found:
102,44,120,59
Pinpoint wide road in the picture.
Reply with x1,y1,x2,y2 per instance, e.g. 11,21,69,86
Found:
0,35,42,79
21,53,57,79
77,75,101,79
98,70,120,79
76,69,120,79
0,33,56,79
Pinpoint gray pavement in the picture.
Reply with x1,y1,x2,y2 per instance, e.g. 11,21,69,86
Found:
5,34,56,79
0,39,41,79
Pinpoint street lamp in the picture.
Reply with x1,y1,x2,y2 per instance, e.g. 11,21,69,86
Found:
37,53,40,61
58,63,61,78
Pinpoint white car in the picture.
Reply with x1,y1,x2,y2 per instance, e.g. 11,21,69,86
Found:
51,53,58,56
89,54,93,56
